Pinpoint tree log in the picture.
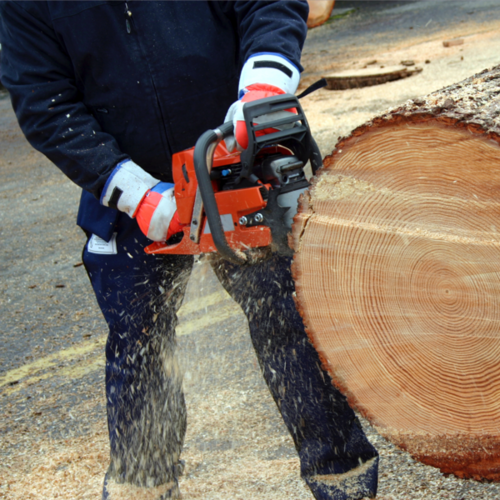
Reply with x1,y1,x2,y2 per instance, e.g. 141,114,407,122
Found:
324,65,422,90
307,0,335,29
291,64,500,480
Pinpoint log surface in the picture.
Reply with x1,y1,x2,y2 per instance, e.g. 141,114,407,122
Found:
291,64,500,480
324,65,422,90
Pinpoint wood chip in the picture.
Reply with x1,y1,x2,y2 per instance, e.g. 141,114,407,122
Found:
443,38,464,47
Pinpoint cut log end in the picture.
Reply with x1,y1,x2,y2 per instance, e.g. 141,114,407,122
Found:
324,66,422,90
307,0,335,29
390,432,500,481
292,65,500,480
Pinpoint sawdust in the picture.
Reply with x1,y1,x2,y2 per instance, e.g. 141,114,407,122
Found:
313,458,376,484
308,457,378,499
313,174,379,201
106,477,179,500
1,428,109,499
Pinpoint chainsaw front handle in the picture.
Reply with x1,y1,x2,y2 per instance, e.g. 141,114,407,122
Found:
193,121,248,265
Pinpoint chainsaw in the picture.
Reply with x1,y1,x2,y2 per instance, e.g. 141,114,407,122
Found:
145,93,323,264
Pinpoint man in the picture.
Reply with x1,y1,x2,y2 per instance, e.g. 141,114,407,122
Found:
0,2,379,499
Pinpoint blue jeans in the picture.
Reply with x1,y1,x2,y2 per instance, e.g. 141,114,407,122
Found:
83,214,378,500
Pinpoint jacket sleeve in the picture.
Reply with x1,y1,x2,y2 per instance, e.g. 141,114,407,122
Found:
226,0,309,71
0,1,129,198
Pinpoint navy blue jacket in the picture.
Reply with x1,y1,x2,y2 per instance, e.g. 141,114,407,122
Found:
0,1,308,238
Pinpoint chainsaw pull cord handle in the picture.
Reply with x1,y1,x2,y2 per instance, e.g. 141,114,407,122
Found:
193,121,248,265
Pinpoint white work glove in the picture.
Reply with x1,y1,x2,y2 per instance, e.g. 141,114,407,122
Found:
224,53,301,152
101,160,183,241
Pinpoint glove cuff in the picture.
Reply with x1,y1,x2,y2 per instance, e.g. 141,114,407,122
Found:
239,53,300,97
100,160,159,217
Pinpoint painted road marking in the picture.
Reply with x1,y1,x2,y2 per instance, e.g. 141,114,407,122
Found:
0,337,106,390
1,292,246,393
2,356,106,396
177,302,244,337
178,290,231,316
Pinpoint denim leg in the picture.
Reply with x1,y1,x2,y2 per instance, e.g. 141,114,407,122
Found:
82,217,193,494
211,252,378,500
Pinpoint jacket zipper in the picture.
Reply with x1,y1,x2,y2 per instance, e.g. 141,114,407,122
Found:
124,2,133,34
121,2,173,176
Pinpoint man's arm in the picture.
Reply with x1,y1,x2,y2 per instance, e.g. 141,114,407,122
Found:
0,2,181,241
229,0,309,71
221,0,309,151
0,1,128,198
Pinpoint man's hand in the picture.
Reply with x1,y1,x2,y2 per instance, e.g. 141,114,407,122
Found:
135,183,185,241
224,53,300,152
225,83,292,151
101,160,184,241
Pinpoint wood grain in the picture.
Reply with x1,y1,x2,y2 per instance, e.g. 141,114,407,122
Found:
292,64,500,480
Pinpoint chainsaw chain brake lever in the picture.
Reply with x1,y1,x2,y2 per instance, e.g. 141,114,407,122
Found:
239,93,323,184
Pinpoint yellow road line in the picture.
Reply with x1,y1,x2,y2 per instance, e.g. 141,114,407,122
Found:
0,336,106,390
2,356,106,396
176,303,244,337
178,290,231,316
1,291,245,394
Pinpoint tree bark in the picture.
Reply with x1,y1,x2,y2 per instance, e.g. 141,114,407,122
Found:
291,64,500,480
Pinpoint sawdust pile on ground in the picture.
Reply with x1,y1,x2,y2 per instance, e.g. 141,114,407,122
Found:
1,426,108,499
178,381,311,499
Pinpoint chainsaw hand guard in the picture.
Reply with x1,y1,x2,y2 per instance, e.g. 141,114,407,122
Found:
240,94,323,183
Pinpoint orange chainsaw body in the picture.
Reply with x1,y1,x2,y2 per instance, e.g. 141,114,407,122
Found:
144,93,321,261
145,142,276,256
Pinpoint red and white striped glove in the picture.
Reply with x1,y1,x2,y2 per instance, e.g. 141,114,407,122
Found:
224,53,300,152
101,160,184,241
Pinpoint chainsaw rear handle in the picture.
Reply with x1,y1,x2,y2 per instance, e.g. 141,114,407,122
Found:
193,121,248,265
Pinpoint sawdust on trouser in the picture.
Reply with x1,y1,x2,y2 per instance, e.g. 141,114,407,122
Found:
103,257,192,489
105,475,180,499
80,222,194,492
305,457,378,500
